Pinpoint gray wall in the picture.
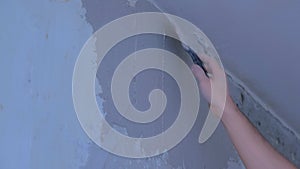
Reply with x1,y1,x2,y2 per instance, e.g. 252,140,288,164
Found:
0,0,299,168
84,0,300,137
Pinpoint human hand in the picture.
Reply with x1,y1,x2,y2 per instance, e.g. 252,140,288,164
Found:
190,54,237,117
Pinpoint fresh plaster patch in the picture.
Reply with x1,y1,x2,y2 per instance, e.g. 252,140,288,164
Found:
127,0,138,7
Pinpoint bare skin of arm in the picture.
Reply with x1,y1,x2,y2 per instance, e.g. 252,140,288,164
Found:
191,54,297,169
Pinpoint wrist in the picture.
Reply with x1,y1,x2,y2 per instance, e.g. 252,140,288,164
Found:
222,97,240,123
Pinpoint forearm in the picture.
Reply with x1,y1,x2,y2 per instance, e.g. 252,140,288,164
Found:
221,102,297,169
191,57,296,168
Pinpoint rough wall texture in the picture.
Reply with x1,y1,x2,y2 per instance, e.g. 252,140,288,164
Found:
228,74,300,168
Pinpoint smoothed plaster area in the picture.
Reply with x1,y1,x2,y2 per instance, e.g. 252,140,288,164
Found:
0,0,93,168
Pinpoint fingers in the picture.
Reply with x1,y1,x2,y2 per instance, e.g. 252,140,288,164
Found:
193,54,229,116
191,64,210,89
191,64,212,102
191,64,208,82
197,53,223,78
196,53,212,65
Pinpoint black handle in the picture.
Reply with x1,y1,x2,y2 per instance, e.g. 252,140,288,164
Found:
184,48,209,77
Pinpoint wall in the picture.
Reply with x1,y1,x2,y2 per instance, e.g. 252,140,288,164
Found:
0,0,299,169
0,0,93,168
